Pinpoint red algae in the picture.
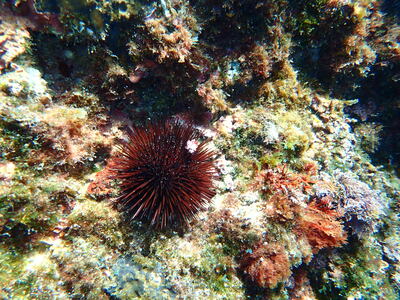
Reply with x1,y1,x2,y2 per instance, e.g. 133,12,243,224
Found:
240,242,291,289
297,199,347,253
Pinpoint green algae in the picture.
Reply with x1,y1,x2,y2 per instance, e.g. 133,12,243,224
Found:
0,167,78,237
311,237,398,299
0,118,42,163
147,233,244,298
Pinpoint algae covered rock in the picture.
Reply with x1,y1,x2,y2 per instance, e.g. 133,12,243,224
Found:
0,0,399,299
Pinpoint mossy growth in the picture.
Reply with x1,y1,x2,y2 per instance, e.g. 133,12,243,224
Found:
353,122,383,154
148,232,244,298
67,199,127,250
214,229,260,259
259,152,286,169
232,126,266,162
273,111,314,160
259,63,314,110
287,0,357,42
0,118,42,163
48,237,116,298
0,168,80,242
35,0,144,40
0,238,67,298
192,0,286,50
0,117,84,245
194,239,242,294
215,107,316,178
0,118,68,245
107,252,182,299
0,247,37,299
310,237,398,299
287,0,330,39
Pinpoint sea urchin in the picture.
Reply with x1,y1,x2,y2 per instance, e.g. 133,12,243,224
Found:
109,119,216,228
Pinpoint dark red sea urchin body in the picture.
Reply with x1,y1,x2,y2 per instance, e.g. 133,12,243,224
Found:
110,120,216,228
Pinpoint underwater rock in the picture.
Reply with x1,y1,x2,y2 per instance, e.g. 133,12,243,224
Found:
0,0,399,299
0,6,32,71
335,171,387,238
106,257,175,299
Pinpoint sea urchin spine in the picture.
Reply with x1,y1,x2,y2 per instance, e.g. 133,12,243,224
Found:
109,120,216,228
